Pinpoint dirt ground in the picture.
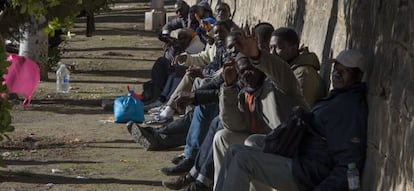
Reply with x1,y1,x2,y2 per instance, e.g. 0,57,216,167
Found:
0,1,182,191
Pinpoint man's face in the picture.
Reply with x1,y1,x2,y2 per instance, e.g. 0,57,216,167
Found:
269,36,298,62
236,58,265,88
213,25,229,45
226,32,242,56
215,4,230,21
332,62,360,90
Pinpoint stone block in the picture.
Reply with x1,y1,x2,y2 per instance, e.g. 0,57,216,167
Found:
145,10,166,32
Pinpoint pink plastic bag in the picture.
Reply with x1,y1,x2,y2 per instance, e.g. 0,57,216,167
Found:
2,54,40,106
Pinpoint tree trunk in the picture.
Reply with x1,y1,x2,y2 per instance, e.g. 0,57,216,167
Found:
86,11,94,37
19,16,49,81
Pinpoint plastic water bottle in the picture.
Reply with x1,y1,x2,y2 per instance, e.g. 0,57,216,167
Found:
56,63,70,93
347,163,360,191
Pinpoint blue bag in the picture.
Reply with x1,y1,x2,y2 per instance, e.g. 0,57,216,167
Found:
114,90,144,123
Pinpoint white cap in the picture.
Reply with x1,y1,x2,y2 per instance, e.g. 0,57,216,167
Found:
332,49,365,72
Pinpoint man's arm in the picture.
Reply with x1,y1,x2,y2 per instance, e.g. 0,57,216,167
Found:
194,76,224,105
252,51,303,99
183,43,215,66
161,18,185,35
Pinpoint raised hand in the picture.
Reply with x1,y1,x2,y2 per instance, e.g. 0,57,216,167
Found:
187,65,203,78
222,58,237,86
227,21,260,58
173,54,187,66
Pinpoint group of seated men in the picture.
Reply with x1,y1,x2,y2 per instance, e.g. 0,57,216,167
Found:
127,1,368,191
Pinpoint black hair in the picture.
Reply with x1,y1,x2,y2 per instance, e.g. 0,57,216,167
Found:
175,0,189,12
254,22,274,46
271,27,300,46
215,2,231,13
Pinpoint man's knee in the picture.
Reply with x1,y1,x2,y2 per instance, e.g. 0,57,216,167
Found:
244,134,266,148
227,144,246,158
213,129,231,147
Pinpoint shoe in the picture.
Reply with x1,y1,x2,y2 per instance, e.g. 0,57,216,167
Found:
126,122,159,151
162,174,195,190
160,158,194,176
171,154,186,165
181,181,210,191
144,100,163,111
144,115,173,125
148,105,166,115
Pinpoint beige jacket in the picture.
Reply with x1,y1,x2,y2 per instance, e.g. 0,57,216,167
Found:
219,51,308,133
181,43,216,66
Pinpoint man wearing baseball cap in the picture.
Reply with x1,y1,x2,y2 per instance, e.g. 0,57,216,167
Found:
331,49,365,90
214,43,368,190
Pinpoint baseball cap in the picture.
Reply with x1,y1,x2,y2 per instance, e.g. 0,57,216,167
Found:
331,49,365,72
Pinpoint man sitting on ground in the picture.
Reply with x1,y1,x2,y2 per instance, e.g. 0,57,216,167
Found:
269,27,325,106
215,48,368,191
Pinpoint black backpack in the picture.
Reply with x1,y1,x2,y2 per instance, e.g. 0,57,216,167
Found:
262,106,325,158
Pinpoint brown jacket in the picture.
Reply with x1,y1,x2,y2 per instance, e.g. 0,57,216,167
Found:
290,49,325,106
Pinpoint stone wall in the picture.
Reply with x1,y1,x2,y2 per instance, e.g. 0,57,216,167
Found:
185,0,414,190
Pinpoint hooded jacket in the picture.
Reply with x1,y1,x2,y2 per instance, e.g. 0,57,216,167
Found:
290,48,325,106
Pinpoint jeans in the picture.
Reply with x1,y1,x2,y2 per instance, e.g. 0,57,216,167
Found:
160,73,182,102
184,104,219,159
215,144,299,191
151,56,171,92
189,116,223,188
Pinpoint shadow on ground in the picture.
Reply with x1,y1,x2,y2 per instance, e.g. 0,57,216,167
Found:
4,160,102,166
0,171,163,186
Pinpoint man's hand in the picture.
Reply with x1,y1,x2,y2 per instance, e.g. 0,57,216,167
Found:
173,54,187,66
187,65,203,78
227,22,260,59
222,58,237,86
174,91,195,108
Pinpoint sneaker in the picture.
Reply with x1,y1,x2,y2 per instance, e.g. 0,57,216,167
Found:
160,158,194,176
182,181,210,191
126,122,159,151
148,105,166,115
162,174,195,190
171,154,186,165
144,115,173,125
144,100,163,111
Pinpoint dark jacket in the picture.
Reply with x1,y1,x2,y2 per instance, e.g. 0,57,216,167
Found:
292,82,368,191
194,75,224,105
161,17,187,36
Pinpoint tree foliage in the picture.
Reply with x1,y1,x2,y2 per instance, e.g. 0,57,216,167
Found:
0,0,113,165
0,38,14,144
0,0,114,37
